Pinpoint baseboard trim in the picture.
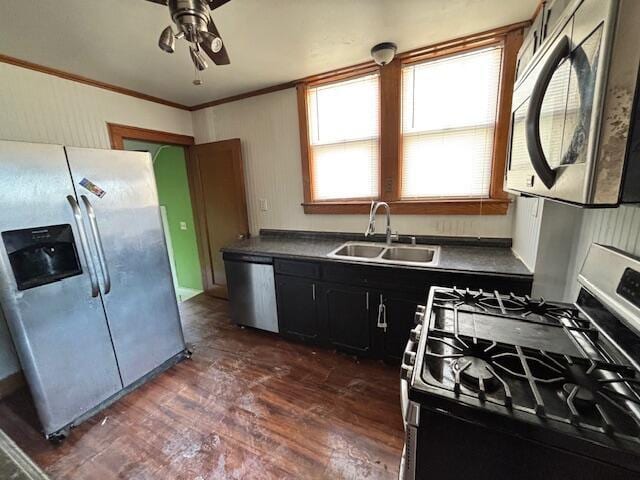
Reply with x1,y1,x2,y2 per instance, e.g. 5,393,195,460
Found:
0,371,24,400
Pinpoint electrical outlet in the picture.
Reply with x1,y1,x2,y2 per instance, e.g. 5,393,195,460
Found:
179,221,187,230
260,199,269,211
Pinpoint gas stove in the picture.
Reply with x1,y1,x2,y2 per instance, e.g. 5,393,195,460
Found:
400,244,640,480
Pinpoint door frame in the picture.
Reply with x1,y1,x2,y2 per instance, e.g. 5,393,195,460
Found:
106,122,213,293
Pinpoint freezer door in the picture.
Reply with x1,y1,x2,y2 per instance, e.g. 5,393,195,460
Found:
0,141,122,436
65,147,186,387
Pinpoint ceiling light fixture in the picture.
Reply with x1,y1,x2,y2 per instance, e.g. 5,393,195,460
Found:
146,0,232,83
371,42,398,66
158,26,176,53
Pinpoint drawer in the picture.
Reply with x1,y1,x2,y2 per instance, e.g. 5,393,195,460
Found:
274,259,320,279
322,262,369,285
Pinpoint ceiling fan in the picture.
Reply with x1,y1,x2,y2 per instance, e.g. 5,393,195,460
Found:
146,0,231,84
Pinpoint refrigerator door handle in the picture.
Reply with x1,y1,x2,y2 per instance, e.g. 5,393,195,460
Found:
80,195,111,295
66,195,99,297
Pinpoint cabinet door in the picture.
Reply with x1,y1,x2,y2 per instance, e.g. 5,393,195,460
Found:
275,275,321,344
321,283,372,356
374,291,424,363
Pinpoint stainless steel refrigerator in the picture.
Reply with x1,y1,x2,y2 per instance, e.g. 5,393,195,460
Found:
0,140,189,440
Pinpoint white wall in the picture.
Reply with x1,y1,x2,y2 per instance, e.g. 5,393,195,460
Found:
511,197,543,271
0,62,193,381
192,88,515,238
512,197,582,301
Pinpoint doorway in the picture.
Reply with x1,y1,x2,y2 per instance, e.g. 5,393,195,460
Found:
122,140,203,303
108,123,250,300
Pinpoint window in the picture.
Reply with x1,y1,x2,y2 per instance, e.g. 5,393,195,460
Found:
401,46,503,199
306,73,380,201
297,24,524,214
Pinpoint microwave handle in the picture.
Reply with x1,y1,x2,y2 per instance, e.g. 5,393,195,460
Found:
525,35,570,190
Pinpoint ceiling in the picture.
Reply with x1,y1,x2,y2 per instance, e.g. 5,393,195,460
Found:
0,0,537,108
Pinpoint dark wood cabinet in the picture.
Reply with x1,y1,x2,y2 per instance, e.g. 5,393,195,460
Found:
275,275,321,344
320,283,373,356
265,253,532,362
373,290,425,363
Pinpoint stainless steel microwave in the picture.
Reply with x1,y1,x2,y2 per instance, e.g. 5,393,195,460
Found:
506,0,640,206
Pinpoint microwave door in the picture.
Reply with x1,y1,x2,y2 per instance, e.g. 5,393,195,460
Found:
554,21,606,204
507,30,572,198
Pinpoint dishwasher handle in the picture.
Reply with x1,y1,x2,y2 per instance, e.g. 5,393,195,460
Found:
222,252,272,264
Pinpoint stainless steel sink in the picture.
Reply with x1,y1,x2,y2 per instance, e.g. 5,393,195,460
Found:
333,243,385,258
327,241,439,266
382,246,435,263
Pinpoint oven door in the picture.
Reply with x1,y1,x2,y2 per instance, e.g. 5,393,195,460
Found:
506,0,613,205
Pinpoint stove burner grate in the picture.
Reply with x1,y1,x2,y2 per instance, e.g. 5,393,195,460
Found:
423,309,640,440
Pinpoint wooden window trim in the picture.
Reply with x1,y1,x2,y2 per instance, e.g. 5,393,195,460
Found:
297,23,525,215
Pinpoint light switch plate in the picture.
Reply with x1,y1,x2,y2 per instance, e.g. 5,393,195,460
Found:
260,199,269,211
179,221,187,230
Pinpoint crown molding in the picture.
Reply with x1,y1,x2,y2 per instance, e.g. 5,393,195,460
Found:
0,54,191,111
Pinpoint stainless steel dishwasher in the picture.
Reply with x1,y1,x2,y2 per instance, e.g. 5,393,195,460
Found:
223,253,279,333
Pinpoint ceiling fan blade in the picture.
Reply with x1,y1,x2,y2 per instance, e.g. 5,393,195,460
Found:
145,0,169,5
201,19,230,65
208,0,232,10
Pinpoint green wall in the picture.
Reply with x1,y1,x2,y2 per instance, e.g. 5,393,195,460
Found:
123,140,203,291
153,146,203,291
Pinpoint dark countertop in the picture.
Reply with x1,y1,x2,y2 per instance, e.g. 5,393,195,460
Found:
222,231,532,278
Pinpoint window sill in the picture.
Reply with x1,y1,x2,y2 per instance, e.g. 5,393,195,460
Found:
302,198,511,215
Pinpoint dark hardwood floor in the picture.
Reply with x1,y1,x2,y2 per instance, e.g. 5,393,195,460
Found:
0,295,404,479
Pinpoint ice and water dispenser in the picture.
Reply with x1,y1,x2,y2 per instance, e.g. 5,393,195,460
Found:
2,224,82,290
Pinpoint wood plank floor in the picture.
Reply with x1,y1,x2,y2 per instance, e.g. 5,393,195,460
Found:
0,295,404,479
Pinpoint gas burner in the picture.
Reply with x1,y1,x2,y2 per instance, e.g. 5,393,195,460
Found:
433,288,492,311
452,355,501,393
508,295,579,322
424,328,640,438
492,351,640,431
426,335,512,403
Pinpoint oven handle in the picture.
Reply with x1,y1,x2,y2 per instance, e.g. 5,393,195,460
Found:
400,337,417,427
525,34,570,189
401,376,409,428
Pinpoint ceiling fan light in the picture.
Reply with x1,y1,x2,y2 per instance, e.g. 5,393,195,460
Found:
158,26,176,53
189,46,208,71
200,30,223,53
371,42,397,66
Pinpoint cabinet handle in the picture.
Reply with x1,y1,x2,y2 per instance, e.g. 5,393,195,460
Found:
377,294,387,333
312,283,316,301
366,291,369,311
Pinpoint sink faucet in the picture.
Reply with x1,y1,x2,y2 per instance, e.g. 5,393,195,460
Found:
365,201,398,246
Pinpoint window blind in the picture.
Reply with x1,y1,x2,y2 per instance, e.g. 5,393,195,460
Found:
401,46,503,199
307,73,380,201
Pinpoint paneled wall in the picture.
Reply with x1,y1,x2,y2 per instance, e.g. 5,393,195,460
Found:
512,195,640,301
192,88,515,238
564,205,640,300
0,62,193,382
511,197,543,270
